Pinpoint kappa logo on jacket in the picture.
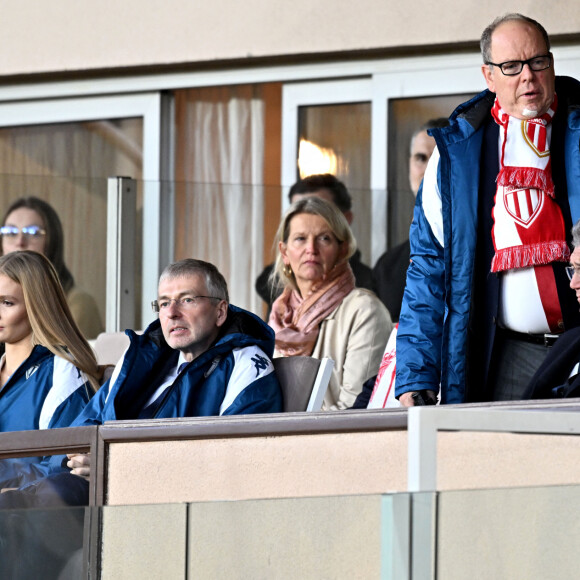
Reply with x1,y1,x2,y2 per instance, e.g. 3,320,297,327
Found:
251,353,269,377
25,365,40,380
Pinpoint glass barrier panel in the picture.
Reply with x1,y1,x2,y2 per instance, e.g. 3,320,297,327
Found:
387,93,474,248
0,505,92,579
170,181,385,319
0,173,110,340
435,484,580,580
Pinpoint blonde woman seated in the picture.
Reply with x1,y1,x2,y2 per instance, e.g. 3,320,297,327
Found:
269,197,392,410
0,251,100,488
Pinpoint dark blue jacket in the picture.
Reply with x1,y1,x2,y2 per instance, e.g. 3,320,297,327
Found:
396,77,580,403
0,346,92,486
72,303,282,425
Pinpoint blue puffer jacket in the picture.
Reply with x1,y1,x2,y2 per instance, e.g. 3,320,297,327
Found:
72,303,282,425
396,76,580,404
0,345,93,486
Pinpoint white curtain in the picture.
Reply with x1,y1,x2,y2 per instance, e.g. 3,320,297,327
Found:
174,85,265,314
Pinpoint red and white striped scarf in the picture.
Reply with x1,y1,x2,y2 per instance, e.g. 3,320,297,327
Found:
490,95,569,272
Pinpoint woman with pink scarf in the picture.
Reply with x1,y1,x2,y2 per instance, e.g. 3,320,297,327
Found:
269,197,392,410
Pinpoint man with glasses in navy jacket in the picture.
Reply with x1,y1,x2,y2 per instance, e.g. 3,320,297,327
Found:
396,13,580,406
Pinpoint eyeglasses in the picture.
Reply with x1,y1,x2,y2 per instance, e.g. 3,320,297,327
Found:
485,54,552,76
0,225,46,238
566,266,580,281
151,295,222,313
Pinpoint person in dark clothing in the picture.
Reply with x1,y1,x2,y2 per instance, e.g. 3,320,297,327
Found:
525,220,580,399
255,174,374,317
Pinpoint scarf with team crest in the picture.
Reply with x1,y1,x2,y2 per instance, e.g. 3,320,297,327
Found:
490,94,569,273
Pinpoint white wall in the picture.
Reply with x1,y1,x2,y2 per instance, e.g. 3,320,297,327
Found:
2,1,579,76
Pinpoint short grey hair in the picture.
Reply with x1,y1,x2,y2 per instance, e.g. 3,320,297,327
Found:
572,221,580,250
480,13,550,64
159,258,229,303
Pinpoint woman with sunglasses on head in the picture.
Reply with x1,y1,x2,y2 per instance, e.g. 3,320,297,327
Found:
1,197,103,339
0,250,100,489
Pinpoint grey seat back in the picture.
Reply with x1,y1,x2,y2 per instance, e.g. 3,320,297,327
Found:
273,356,334,412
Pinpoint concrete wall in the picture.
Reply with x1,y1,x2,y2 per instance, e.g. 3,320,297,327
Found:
105,428,580,505
105,431,408,505
99,487,580,579
2,1,579,77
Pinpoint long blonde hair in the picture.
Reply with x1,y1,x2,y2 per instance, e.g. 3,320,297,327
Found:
0,251,100,391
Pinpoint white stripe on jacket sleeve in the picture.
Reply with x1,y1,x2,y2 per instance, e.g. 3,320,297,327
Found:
219,345,274,415
39,356,87,430
421,146,444,248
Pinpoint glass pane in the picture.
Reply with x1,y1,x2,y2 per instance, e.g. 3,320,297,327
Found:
0,119,143,338
297,103,372,265
173,84,281,316
387,94,474,248
187,495,385,578
173,182,277,316
298,102,371,190
0,506,90,578
437,485,580,579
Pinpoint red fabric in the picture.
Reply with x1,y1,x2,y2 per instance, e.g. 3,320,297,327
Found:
534,264,564,333
490,95,569,273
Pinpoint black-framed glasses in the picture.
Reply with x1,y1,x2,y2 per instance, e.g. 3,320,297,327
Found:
0,225,46,238
151,295,222,313
566,266,580,281
485,54,552,76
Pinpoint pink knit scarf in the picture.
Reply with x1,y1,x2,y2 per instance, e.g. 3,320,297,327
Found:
269,261,356,356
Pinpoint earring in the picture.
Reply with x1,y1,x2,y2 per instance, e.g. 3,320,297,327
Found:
283,265,293,277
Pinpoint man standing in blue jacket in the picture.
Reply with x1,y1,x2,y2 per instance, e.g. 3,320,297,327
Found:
397,13,580,405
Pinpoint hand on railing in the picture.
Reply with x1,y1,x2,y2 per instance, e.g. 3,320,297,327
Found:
67,453,91,480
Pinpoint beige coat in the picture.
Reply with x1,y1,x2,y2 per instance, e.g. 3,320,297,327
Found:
311,288,392,410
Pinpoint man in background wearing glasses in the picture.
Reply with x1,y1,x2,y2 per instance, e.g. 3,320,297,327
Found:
396,13,580,406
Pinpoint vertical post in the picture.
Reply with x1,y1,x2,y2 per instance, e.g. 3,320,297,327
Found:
381,493,411,580
370,87,388,264
411,493,438,580
407,407,438,493
106,177,137,332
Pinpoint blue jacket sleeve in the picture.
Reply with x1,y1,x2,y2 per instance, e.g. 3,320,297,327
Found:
396,153,446,397
220,346,283,415
47,381,93,429
222,372,283,415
